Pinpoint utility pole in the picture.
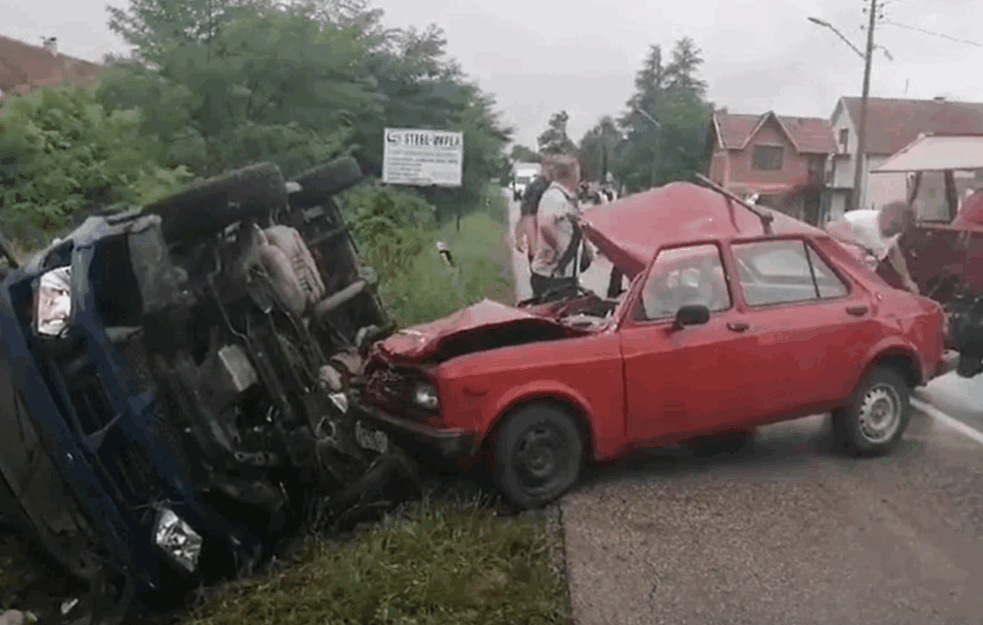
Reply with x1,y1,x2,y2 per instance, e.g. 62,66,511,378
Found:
852,0,878,212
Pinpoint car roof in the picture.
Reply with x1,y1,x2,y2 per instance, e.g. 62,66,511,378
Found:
581,181,825,278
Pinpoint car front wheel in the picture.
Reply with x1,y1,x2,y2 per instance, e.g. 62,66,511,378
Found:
835,367,911,455
492,403,583,509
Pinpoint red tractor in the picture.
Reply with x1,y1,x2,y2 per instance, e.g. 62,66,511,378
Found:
869,133,983,378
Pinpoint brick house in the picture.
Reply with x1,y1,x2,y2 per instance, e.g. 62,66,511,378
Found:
828,96,983,221
706,109,836,225
0,34,101,102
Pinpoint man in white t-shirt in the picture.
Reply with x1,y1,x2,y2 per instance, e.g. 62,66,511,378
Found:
825,200,918,293
529,154,592,301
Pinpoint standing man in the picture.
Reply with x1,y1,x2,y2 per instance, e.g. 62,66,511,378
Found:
529,154,592,302
514,163,552,261
825,200,919,293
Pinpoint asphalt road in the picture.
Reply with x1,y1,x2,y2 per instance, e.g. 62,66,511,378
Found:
505,191,983,625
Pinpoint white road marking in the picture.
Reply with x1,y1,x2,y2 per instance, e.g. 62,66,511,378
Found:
912,397,983,447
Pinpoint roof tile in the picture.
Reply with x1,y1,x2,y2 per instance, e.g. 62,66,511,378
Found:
0,34,101,96
714,111,836,154
840,97,983,155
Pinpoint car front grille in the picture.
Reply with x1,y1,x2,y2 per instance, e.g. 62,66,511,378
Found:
363,360,440,421
366,364,413,407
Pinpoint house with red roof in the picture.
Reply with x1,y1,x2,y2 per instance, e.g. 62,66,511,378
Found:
706,109,836,225
829,96,983,220
0,34,101,102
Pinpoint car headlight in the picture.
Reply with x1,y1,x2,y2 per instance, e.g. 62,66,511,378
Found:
35,266,73,337
154,508,203,573
413,382,439,410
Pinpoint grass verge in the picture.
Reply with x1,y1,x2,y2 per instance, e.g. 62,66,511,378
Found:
183,496,568,625
372,209,514,327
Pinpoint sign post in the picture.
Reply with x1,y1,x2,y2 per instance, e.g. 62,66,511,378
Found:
382,128,464,188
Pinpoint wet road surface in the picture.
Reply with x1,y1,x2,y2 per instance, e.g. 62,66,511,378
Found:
562,412,983,625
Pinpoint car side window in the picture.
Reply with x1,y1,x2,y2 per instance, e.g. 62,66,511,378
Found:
732,239,849,307
637,244,731,321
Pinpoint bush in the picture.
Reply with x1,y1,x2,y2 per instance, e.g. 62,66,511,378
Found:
340,181,437,240
370,212,511,327
0,84,192,242
339,183,511,327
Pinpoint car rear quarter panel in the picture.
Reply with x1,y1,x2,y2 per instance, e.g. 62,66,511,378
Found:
818,237,943,386
435,331,626,460
862,291,944,385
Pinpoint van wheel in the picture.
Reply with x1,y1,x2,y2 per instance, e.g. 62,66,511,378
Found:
834,367,910,455
289,157,364,207
492,404,583,509
145,162,288,243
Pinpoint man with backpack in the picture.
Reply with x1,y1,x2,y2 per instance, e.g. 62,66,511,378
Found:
528,154,593,302
514,168,552,261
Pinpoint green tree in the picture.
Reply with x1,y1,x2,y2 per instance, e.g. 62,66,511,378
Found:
537,111,577,155
578,115,621,183
615,37,713,193
99,6,379,178
0,85,192,242
103,0,513,218
509,144,541,163
351,22,512,220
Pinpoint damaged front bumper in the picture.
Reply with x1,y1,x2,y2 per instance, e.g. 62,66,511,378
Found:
354,402,478,461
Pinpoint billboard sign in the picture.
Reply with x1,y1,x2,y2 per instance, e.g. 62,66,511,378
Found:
382,128,464,187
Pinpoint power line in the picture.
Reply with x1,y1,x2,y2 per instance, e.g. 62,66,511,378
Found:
883,20,983,48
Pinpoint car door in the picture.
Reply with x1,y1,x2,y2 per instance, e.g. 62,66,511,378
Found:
728,237,877,418
619,243,759,445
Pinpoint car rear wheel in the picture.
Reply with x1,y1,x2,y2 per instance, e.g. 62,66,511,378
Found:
835,367,910,455
492,403,583,509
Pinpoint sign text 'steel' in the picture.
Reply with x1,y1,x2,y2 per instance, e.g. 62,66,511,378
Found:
383,128,464,188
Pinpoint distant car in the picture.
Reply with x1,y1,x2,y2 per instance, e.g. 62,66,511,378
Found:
513,175,533,201
353,182,946,509
512,165,541,202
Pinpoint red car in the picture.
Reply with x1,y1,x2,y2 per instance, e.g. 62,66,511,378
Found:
354,182,947,508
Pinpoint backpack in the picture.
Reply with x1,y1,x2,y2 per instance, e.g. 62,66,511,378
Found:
520,175,551,217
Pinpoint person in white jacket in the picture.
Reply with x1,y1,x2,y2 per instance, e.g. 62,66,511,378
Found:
825,200,919,293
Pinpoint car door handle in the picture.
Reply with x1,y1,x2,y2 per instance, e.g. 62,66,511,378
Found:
727,322,750,332
846,305,869,317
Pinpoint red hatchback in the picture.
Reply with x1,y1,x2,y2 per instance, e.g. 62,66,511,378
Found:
354,182,947,509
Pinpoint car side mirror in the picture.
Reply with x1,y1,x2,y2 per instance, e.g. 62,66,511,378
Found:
671,304,710,332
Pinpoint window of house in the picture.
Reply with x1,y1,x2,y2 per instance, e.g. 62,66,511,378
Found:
752,145,784,171
732,239,849,306
636,244,731,321
839,128,849,150
756,194,782,208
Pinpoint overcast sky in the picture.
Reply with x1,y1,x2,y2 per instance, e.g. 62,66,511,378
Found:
5,0,982,149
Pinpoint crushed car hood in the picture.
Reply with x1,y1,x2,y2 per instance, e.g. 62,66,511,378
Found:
375,299,576,362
